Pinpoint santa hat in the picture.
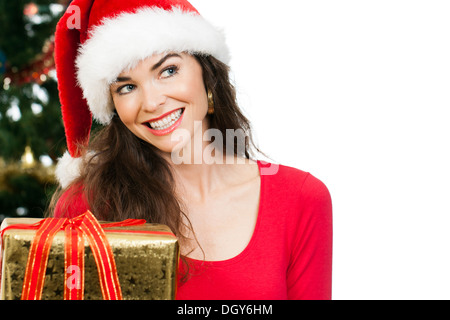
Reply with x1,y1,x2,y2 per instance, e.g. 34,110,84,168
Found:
54,0,229,188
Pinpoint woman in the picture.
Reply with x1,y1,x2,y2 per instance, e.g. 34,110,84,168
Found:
51,0,332,300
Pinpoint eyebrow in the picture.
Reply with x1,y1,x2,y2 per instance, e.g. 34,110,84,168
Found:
114,76,132,83
113,53,182,83
151,53,182,71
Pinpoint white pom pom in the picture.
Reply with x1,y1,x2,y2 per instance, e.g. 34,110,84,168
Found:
55,151,83,188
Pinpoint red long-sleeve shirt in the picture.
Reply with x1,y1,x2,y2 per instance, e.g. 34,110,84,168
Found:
54,161,333,300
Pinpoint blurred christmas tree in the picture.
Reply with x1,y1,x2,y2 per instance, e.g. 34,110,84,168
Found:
0,1,70,222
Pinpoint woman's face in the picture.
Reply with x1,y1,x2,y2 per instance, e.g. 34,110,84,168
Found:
110,52,208,154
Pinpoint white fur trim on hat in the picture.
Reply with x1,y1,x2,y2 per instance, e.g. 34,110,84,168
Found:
76,6,230,125
55,151,83,188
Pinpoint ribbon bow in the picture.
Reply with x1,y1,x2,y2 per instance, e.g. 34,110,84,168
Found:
1,211,147,300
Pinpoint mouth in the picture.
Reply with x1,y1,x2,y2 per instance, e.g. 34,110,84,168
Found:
143,108,185,136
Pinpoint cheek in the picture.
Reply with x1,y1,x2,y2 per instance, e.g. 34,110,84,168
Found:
113,97,139,125
176,70,208,112
186,85,208,117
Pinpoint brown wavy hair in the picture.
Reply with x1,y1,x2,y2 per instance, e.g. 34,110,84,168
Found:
47,54,263,280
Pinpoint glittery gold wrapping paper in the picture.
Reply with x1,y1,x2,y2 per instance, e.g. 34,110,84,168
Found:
0,218,179,300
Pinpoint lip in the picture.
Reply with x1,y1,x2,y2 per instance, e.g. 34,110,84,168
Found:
143,108,185,137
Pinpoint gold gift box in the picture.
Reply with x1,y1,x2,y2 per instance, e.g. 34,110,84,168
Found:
0,217,179,300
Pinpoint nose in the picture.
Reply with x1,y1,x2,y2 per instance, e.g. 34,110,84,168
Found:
141,83,167,112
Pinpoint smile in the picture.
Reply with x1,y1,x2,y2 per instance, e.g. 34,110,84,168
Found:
143,108,185,136
148,109,183,130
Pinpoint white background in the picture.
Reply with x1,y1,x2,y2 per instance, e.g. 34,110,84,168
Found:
190,0,450,300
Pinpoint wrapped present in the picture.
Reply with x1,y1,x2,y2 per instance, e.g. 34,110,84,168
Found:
0,211,179,300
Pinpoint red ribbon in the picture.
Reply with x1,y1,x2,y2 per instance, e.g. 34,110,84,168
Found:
0,211,169,300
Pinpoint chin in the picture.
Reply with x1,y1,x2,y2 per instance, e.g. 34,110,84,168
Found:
151,136,190,155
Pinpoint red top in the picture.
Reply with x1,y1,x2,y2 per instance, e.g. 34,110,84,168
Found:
54,161,333,300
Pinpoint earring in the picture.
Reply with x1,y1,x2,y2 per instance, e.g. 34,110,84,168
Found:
207,90,215,115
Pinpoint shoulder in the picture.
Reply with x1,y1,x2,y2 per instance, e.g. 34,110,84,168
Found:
259,160,331,205
257,160,332,236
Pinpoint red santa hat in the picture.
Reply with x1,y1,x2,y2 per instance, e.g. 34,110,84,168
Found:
54,0,229,188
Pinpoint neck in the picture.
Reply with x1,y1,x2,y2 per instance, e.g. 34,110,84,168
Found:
157,118,214,199
159,118,254,201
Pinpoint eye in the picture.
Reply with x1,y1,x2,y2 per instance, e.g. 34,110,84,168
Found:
117,84,136,95
160,66,178,79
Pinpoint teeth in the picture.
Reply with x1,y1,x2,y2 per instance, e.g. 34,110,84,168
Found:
149,109,182,130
